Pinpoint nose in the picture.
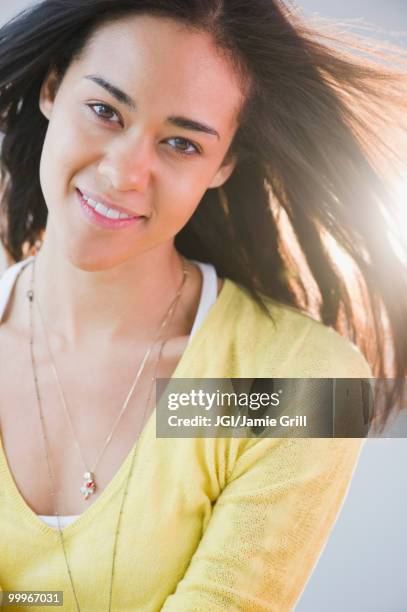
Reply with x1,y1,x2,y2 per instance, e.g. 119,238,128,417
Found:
97,134,152,193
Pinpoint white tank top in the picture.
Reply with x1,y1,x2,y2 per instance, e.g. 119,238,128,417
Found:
0,257,218,529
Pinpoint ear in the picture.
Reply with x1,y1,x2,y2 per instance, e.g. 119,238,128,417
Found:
39,68,60,120
207,153,237,189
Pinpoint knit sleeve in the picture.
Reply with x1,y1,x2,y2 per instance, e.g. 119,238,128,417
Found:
160,328,373,611
161,435,365,611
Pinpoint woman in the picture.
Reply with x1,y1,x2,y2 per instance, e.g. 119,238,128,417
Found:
0,1,406,610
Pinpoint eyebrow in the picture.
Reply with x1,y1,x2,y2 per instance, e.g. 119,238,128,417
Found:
84,74,220,140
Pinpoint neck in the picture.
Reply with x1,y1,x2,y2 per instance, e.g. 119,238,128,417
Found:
31,236,196,350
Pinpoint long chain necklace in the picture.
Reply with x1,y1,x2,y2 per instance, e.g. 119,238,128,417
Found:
29,256,187,500
27,255,188,611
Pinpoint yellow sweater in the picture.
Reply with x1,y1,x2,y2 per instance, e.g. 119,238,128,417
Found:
0,276,372,611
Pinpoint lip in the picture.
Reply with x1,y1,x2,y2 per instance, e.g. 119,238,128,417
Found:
77,188,145,218
76,189,145,231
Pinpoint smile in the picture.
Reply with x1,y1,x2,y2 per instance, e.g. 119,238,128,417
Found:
82,194,134,220
76,189,144,231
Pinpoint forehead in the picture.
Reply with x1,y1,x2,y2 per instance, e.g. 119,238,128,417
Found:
70,14,245,133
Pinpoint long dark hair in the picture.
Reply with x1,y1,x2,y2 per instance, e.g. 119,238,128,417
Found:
0,0,406,430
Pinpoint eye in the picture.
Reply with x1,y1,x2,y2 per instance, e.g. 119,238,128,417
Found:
87,102,122,125
167,137,201,157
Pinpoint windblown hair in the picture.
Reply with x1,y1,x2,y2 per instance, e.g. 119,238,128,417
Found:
0,0,406,430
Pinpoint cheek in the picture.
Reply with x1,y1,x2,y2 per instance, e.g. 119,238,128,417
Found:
40,107,94,197
156,171,207,227
163,156,219,208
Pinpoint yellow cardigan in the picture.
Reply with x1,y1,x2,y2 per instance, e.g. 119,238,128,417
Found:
0,276,372,611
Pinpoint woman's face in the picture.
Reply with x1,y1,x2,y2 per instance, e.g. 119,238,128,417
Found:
39,14,245,270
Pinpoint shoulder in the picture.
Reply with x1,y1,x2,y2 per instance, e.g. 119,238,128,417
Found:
224,279,372,378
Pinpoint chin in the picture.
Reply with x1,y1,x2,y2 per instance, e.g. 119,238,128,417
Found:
64,244,129,273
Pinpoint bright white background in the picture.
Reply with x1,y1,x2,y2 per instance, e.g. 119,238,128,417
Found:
0,2,406,610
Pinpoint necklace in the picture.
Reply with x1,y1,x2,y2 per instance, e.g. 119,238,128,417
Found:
28,256,187,500
27,254,188,611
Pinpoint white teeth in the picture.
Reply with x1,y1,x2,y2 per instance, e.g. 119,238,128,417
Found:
106,208,120,219
95,202,109,216
81,192,133,220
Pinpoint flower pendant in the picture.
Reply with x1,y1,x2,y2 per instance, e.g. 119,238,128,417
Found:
80,471,96,500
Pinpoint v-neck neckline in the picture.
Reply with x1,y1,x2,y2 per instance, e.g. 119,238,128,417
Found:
0,259,235,538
